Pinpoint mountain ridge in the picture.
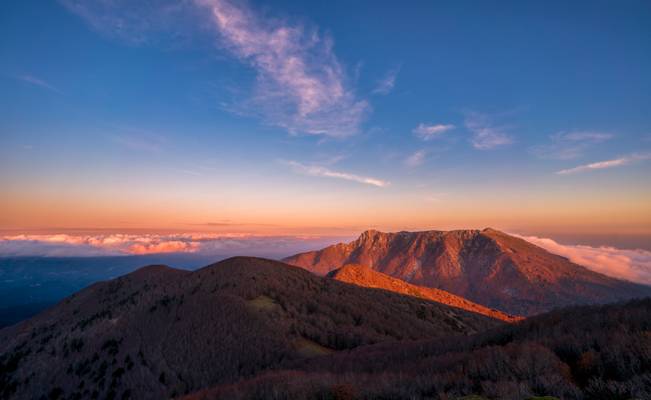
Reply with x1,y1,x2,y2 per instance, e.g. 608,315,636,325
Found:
284,228,651,315
328,263,522,322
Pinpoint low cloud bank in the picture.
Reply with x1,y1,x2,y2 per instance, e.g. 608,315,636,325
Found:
518,235,651,285
0,233,343,258
4,233,650,285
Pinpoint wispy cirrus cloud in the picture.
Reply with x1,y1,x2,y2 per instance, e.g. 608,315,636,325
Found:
372,66,400,95
464,112,513,150
59,0,198,46
518,235,651,285
404,149,426,167
18,75,62,94
412,123,455,140
198,0,369,137
307,152,349,167
282,160,389,187
61,0,369,137
531,131,613,160
556,153,651,175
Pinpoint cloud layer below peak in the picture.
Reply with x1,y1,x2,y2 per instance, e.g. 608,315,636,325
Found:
0,233,342,258
518,235,651,285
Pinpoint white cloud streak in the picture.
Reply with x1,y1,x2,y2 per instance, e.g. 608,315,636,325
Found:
283,160,389,187
404,149,426,167
372,67,400,95
464,112,513,150
412,123,455,140
556,153,651,175
531,131,613,160
518,235,651,285
18,75,62,94
197,0,369,137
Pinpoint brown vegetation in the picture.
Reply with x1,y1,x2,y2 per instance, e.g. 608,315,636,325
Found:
0,257,500,400
186,298,651,400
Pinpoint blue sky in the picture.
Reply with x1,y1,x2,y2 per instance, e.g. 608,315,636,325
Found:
1,0,650,237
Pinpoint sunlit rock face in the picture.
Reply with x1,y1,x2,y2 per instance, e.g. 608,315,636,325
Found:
284,228,651,316
328,263,522,323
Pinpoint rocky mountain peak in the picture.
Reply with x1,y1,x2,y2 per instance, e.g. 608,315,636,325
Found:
284,228,651,315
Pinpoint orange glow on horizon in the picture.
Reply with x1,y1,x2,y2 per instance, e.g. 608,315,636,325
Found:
2,176,650,236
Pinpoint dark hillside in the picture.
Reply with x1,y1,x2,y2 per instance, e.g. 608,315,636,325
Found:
186,298,651,400
0,257,501,400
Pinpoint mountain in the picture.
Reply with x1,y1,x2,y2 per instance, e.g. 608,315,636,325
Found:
0,257,501,400
328,263,522,323
284,228,651,315
187,298,651,400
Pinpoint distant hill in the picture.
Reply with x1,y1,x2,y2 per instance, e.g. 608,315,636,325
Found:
0,254,219,328
187,298,651,400
0,257,501,400
284,228,651,315
328,264,522,322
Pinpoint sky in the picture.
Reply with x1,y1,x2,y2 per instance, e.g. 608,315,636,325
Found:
1,0,650,258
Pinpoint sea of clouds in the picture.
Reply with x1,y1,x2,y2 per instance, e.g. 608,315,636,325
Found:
515,235,651,285
1,233,650,285
0,233,345,260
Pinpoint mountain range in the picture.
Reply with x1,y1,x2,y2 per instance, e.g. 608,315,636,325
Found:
284,228,651,315
2,230,651,399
